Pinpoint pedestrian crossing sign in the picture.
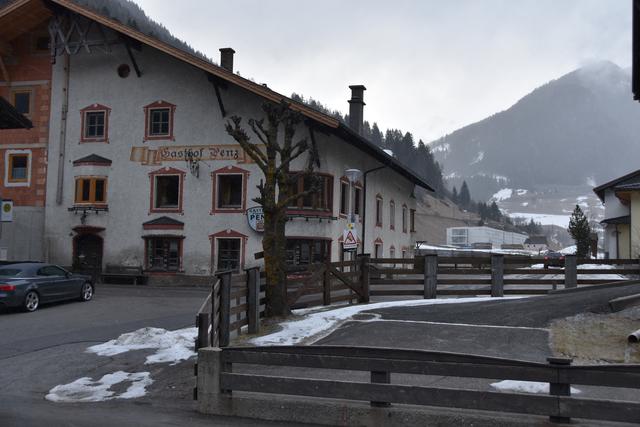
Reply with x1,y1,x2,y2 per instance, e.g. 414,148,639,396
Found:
343,226,358,250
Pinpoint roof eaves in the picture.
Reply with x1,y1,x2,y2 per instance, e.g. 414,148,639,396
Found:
593,168,640,202
47,0,340,130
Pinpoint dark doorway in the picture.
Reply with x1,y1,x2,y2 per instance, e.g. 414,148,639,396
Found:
74,234,103,281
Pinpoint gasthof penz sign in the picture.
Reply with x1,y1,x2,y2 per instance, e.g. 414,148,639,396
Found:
130,144,262,165
246,207,264,233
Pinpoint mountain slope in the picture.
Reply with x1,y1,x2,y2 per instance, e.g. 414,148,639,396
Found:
432,61,640,200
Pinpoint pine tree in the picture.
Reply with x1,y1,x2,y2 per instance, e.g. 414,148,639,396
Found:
459,181,471,209
568,205,591,258
451,186,458,203
489,201,501,221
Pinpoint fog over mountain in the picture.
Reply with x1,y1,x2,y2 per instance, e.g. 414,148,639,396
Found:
431,61,640,201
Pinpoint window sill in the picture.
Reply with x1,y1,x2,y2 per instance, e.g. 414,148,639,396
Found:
150,208,183,214
80,138,109,144
286,209,334,217
144,134,174,142
212,206,244,214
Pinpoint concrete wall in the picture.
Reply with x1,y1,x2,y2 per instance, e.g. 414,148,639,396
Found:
44,37,418,275
0,207,44,261
618,224,630,259
446,226,527,248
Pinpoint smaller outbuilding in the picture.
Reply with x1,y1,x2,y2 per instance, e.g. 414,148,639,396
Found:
524,235,548,253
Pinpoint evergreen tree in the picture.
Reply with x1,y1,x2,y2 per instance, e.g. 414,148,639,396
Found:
459,181,471,209
370,123,384,147
568,205,591,258
451,186,458,203
489,201,501,221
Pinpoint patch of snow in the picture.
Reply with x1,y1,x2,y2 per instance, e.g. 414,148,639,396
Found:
509,213,570,228
46,371,152,403
470,151,484,165
431,143,449,153
444,172,458,180
576,196,589,201
251,296,524,346
87,327,197,365
491,188,513,202
491,380,580,394
586,176,596,187
516,189,528,196
521,202,529,207
578,202,588,209
382,149,394,157
560,245,576,255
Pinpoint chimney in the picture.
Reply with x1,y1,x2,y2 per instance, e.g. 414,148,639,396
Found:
348,85,366,135
219,48,235,72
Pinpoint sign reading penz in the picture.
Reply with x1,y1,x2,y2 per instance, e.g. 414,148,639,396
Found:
247,206,264,233
130,144,261,165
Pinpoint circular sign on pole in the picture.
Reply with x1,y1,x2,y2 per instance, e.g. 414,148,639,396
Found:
246,206,264,233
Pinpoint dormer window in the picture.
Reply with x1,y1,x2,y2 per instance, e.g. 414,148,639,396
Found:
144,101,176,141
80,104,110,143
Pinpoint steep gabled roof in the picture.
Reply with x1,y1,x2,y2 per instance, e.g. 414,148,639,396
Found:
593,168,640,202
0,0,433,191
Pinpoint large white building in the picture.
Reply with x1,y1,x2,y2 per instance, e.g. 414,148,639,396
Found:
446,226,528,249
0,0,433,280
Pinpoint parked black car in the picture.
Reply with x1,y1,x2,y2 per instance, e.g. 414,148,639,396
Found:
0,263,93,312
543,251,565,268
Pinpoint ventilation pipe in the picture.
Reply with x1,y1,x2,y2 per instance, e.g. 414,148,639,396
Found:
219,48,235,72
348,85,366,136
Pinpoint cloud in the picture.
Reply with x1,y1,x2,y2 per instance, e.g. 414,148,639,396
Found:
131,0,631,142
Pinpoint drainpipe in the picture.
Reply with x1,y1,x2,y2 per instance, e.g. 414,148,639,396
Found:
361,165,386,255
56,53,70,205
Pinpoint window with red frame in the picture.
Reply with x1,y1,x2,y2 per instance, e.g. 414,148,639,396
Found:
410,209,416,232
389,200,395,230
353,186,362,216
287,174,333,211
339,180,349,216
375,195,383,226
154,175,180,209
144,101,175,140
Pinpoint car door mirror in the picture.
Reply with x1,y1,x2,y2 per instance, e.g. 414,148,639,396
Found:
65,271,72,278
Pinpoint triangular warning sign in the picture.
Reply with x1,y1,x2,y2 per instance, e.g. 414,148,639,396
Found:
344,231,357,246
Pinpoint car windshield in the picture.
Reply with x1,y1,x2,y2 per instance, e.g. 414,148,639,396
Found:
0,268,23,277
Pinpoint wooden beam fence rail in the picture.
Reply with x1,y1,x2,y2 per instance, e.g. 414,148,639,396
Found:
201,345,640,424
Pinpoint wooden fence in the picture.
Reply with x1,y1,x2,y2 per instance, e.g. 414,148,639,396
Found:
199,345,640,424
196,255,640,350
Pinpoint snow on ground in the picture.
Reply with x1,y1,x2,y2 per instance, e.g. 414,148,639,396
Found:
576,196,588,201
509,212,570,228
491,380,580,394
87,327,197,365
516,189,528,196
521,202,529,207
251,297,523,346
527,263,625,280
491,188,513,202
416,243,537,256
560,245,576,255
46,371,152,402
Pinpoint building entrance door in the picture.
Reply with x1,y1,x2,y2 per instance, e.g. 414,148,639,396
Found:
74,234,103,280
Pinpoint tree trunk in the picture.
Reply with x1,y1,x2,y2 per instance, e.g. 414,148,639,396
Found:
262,208,290,317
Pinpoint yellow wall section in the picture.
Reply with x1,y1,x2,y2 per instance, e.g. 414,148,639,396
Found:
618,224,631,259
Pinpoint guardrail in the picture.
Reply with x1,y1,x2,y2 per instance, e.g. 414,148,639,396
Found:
196,345,640,424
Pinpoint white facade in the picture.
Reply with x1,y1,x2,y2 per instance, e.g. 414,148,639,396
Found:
43,32,422,277
446,226,527,248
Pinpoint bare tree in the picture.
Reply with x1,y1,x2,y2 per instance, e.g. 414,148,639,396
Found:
225,101,318,317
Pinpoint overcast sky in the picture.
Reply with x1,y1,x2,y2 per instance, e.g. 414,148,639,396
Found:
131,0,631,143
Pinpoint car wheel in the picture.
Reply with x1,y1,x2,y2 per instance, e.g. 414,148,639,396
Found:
80,282,94,302
23,291,39,312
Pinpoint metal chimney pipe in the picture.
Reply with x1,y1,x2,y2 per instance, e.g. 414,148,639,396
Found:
348,85,366,135
219,48,235,72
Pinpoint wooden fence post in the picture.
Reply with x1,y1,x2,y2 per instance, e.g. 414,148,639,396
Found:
564,255,577,289
358,254,371,303
547,357,572,423
211,276,219,347
424,254,438,299
491,254,504,297
323,265,331,305
218,270,232,347
196,312,210,350
246,267,260,334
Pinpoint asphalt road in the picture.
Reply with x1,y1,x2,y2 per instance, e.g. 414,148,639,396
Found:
0,285,299,427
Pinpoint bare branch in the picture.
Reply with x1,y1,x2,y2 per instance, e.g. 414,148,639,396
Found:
225,116,268,172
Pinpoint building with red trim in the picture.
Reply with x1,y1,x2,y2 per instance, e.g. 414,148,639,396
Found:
0,0,432,279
